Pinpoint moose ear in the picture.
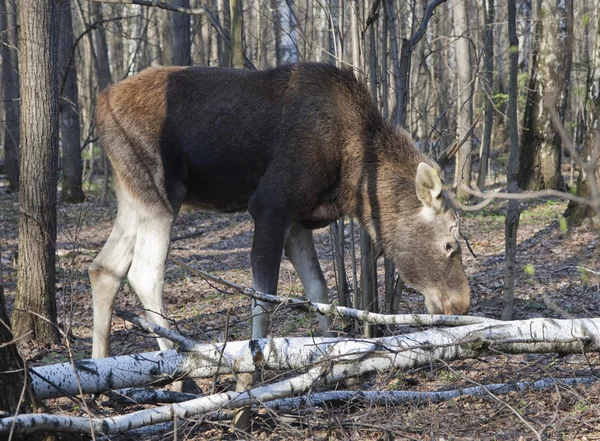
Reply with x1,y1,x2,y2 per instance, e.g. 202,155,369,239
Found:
415,162,443,212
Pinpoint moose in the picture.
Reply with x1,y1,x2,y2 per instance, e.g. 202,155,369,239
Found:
89,63,470,361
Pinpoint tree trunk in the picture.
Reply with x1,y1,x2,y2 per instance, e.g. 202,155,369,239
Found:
229,0,244,68
271,0,282,66
218,0,231,67
91,2,112,204
502,0,521,321
477,0,494,190
58,0,84,203
564,1,600,223
517,0,571,191
12,0,60,344
0,0,20,193
171,0,191,66
0,253,37,418
453,0,474,199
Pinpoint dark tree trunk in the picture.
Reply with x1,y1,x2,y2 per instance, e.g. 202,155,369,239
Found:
91,2,112,204
502,0,521,321
0,0,20,193
564,2,600,223
171,0,191,66
0,263,37,417
477,0,494,190
518,0,571,191
12,0,60,344
218,0,231,67
58,0,84,203
271,0,282,65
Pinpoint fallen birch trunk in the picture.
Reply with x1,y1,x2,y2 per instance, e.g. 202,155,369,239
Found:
111,376,597,406
266,377,597,411
3,366,597,436
24,316,600,401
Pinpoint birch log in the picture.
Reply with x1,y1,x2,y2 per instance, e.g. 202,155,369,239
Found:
26,316,600,400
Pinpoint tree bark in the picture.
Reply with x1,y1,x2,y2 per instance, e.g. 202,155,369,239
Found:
477,0,494,190
91,2,112,204
17,315,600,401
453,0,474,199
171,0,191,65
229,0,243,68
517,0,571,191
0,251,37,417
502,0,521,321
12,0,60,344
58,0,85,203
564,1,600,223
0,0,20,193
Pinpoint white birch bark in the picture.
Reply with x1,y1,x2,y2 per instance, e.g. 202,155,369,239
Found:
27,317,600,401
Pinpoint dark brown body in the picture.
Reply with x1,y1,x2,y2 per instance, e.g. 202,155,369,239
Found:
90,63,470,359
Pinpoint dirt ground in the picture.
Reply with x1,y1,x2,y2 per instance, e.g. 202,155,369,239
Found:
1,181,599,440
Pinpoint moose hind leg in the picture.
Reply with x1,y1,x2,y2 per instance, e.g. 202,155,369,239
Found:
285,223,334,336
90,205,137,359
126,211,175,352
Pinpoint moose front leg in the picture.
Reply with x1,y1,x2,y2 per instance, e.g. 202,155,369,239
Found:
249,212,291,339
285,223,334,336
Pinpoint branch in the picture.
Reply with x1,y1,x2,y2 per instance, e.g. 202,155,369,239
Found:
451,184,595,212
170,257,498,327
437,113,481,170
409,0,448,47
363,0,382,35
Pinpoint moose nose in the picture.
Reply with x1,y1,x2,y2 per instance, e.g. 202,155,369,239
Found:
443,286,471,315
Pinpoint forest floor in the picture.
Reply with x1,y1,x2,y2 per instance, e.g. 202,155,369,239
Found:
1,181,600,440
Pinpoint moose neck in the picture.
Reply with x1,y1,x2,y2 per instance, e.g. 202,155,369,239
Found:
341,121,430,252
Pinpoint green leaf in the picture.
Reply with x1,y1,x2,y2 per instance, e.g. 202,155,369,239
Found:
559,217,568,233
524,264,535,276
583,13,590,27
578,267,589,284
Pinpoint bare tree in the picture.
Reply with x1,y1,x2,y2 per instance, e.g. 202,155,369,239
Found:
12,0,60,344
564,1,600,224
229,0,243,68
91,2,113,203
0,263,38,419
0,0,20,193
518,0,572,190
171,0,192,65
453,0,474,200
477,0,494,190
501,0,521,321
58,0,85,203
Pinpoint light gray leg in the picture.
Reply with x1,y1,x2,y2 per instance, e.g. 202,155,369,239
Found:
90,196,137,359
285,223,334,336
126,210,175,353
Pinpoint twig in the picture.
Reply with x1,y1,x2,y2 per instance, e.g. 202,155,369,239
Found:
451,184,594,212
438,113,481,170
211,307,231,395
169,257,498,327
409,0,448,47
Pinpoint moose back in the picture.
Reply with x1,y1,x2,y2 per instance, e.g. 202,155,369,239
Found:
89,63,470,359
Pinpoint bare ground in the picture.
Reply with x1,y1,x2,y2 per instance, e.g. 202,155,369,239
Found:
1,185,599,440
